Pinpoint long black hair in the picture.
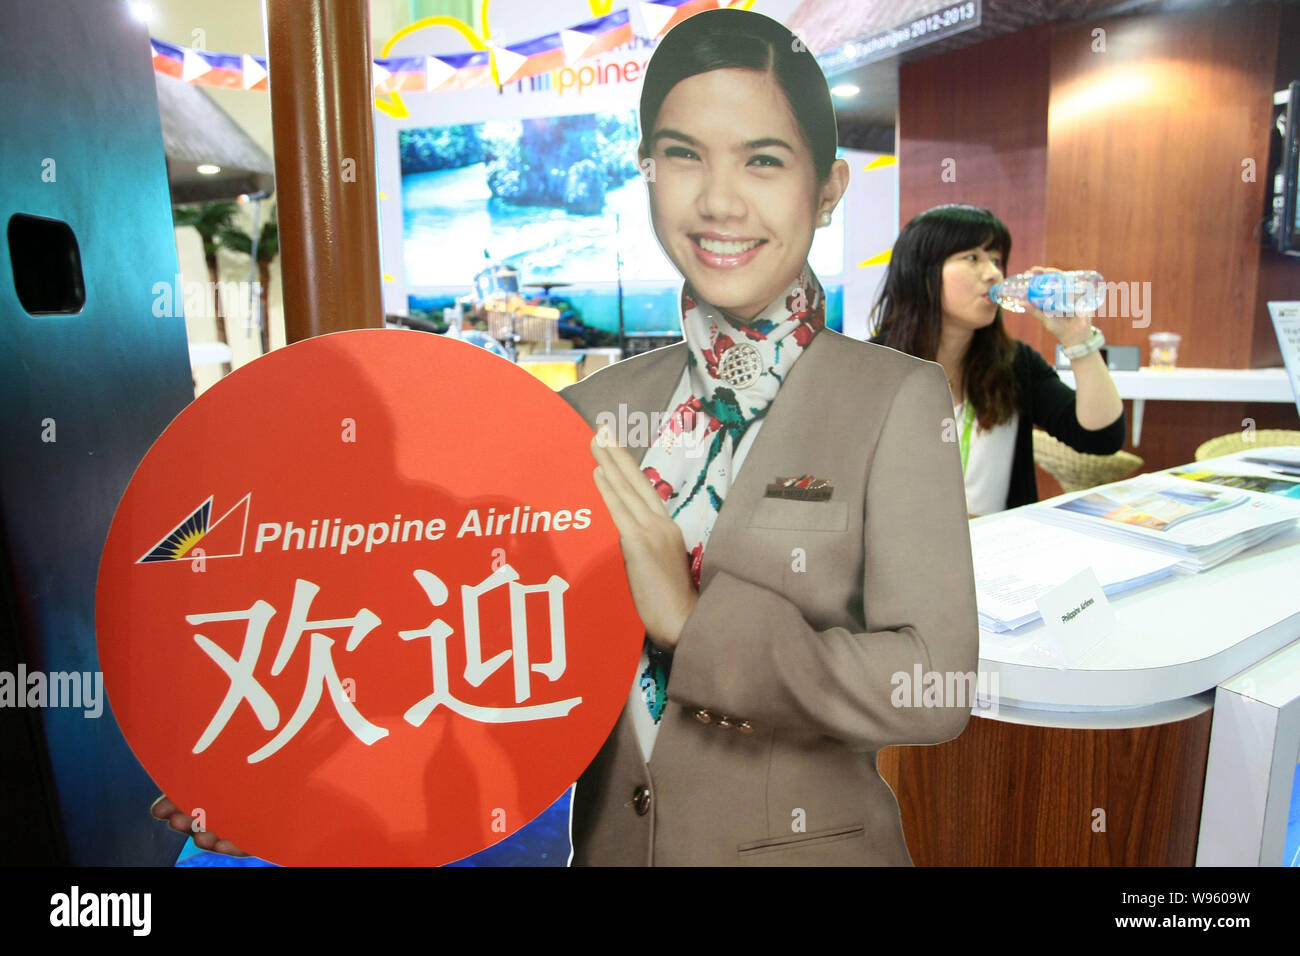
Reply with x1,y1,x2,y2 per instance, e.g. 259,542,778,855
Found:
870,204,1018,429
638,8,838,182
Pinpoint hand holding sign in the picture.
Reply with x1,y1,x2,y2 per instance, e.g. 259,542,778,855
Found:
150,796,245,856
590,427,700,651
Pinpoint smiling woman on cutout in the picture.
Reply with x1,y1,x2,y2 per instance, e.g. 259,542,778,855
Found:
562,8,978,866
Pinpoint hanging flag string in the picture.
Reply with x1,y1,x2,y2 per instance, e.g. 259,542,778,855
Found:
148,2,726,95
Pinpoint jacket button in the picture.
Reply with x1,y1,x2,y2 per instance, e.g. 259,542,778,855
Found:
737,720,754,734
693,709,713,724
632,785,651,816
717,715,733,729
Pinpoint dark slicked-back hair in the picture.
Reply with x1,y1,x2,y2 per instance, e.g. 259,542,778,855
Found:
870,204,1018,429
638,8,839,182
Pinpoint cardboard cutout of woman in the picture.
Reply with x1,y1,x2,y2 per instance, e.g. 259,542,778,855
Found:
565,7,979,866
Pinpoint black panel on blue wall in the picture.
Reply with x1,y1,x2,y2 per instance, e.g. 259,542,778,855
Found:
7,214,87,316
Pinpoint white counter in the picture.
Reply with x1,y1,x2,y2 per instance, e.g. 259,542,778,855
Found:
974,450,1300,728
1053,366,1296,444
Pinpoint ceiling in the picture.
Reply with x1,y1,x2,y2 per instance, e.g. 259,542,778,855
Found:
156,72,275,203
140,0,1290,165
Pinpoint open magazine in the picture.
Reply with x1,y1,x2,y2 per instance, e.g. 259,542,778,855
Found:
1038,474,1300,571
1055,480,1245,531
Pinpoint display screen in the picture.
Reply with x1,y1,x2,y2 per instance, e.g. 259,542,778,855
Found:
1280,80,1300,255
1293,146,1299,236
399,111,845,289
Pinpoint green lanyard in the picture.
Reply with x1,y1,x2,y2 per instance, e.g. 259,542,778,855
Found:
958,399,975,476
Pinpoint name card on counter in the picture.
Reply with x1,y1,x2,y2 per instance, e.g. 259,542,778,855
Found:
1030,568,1117,669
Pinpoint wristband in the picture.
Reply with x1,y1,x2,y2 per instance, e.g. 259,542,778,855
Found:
1062,326,1104,360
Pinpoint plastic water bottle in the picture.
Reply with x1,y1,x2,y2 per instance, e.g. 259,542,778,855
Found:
990,270,1105,315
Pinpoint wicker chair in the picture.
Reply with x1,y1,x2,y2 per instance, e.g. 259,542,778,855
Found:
1194,429,1300,462
1032,428,1144,493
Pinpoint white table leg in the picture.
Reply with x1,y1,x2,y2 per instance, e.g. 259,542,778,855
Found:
1197,641,1300,865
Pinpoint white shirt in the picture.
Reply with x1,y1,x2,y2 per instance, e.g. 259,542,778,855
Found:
956,398,1018,517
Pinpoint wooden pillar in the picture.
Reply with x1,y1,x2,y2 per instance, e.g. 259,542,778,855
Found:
266,0,383,342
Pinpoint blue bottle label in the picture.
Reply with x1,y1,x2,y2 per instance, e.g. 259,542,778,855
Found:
1026,273,1062,311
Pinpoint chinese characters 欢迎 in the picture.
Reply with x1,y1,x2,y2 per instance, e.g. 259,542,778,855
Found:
187,565,580,763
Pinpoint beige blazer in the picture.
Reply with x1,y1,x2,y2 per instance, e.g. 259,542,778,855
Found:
560,329,979,866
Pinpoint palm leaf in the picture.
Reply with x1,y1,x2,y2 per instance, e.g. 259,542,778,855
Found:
172,200,239,258
218,208,278,264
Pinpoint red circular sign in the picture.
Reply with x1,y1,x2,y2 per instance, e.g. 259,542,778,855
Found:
96,330,641,865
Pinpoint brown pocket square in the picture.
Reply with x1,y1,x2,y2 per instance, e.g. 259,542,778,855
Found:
764,475,834,501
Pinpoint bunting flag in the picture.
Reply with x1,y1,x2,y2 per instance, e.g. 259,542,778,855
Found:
491,7,637,85
152,37,263,90
561,9,635,64
424,55,461,93
150,39,184,79
438,49,496,90
371,55,430,93
641,0,719,39
241,53,269,91
368,48,494,92
491,42,534,86
148,3,723,93
185,48,245,89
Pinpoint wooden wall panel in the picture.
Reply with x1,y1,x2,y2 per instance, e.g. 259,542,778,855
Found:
1253,5,1300,369
899,5,1300,503
1046,7,1283,370
898,25,1051,352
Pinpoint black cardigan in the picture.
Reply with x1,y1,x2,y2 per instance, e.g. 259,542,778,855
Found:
868,337,1127,510
1005,340,1126,509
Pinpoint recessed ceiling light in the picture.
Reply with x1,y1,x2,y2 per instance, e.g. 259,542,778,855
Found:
127,1,153,23
831,84,860,98
196,164,221,175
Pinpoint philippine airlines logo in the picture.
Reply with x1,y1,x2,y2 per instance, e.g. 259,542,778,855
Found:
138,494,251,565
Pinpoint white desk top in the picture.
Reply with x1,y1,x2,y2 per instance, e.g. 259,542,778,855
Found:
517,350,585,364
1055,366,1294,403
974,450,1300,726
188,342,233,367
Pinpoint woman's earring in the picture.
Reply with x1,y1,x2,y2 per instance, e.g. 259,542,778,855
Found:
820,211,832,226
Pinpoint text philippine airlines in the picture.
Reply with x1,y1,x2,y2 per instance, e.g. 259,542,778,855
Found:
255,506,594,556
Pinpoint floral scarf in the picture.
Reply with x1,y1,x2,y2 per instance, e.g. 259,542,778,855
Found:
628,265,826,759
